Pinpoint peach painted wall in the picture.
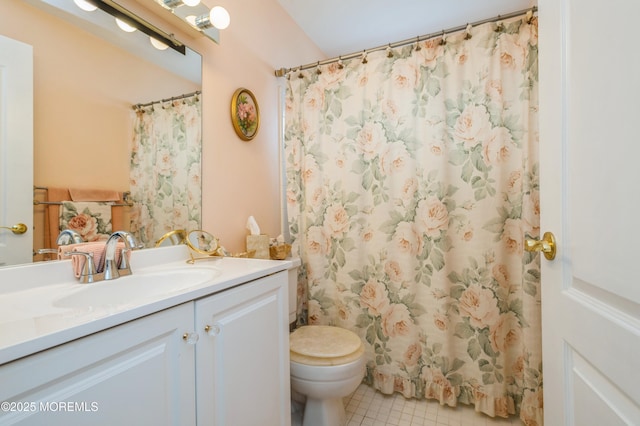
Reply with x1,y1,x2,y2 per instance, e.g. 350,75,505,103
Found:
0,0,323,255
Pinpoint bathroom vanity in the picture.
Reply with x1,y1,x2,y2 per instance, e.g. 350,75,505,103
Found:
0,246,292,425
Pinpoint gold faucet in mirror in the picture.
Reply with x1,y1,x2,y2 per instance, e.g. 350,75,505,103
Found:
183,230,255,263
155,230,187,247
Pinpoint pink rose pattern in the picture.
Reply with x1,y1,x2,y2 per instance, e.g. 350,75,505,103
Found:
285,16,541,424
61,202,112,242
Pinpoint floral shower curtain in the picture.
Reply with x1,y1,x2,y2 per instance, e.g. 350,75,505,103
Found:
284,15,542,424
129,94,202,247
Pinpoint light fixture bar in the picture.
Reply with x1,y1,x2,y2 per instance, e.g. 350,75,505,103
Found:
151,0,220,44
85,0,186,54
161,0,183,9
194,14,213,30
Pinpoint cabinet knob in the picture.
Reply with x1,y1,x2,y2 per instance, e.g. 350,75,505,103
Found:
204,324,221,336
182,332,199,344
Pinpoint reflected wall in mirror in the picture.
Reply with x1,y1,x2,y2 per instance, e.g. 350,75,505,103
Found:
0,0,203,267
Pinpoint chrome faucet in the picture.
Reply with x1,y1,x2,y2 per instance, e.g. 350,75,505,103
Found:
56,229,84,246
103,231,137,280
70,251,99,284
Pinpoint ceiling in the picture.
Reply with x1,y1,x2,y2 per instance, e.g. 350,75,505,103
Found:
277,0,536,58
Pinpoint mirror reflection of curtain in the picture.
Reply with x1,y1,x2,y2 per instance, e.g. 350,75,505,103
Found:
285,15,541,424
129,94,202,248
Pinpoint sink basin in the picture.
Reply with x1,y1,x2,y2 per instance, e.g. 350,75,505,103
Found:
53,267,220,309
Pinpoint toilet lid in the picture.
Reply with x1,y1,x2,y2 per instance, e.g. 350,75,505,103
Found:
290,325,364,366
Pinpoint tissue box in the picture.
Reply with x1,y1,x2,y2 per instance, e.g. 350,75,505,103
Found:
246,234,270,259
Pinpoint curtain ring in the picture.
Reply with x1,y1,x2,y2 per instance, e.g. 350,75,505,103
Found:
386,44,393,58
439,30,446,46
362,50,368,64
495,17,504,32
464,23,472,40
414,36,421,51
337,56,344,69
297,68,304,79
316,61,322,75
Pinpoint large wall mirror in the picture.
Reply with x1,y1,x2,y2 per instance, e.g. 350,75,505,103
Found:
0,0,202,268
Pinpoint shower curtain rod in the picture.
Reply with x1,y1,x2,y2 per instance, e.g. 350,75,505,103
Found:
132,90,201,110
274,6,537,77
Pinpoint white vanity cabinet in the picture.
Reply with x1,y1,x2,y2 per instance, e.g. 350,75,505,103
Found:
0,302,196,426
0,268,291,426
195,271,291,426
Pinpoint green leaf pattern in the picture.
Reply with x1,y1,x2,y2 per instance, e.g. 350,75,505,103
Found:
285,15,542,424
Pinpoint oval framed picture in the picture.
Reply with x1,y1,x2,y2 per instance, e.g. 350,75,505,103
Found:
230,88,260,141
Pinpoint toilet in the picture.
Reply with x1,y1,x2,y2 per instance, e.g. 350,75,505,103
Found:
287,259,366,426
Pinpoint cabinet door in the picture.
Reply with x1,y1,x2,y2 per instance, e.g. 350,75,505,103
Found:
195,271,291,426
0,303,196,426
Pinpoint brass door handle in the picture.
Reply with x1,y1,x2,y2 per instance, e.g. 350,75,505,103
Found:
525,231,556,260
0,223,28,235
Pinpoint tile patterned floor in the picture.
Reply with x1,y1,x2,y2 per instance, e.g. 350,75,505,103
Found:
292,383,522,426
344,384,521,426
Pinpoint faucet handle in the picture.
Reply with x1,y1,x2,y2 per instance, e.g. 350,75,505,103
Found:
65,251,98,283
119,240,143,269
119,248,131,270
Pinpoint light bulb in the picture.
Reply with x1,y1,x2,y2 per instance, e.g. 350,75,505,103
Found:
115,18,137,33
209,6,230,30
150,37,169,50
74,0,97,12
182,0,201,6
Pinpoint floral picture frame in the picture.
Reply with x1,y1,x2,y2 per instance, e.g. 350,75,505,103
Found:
231,88,260,141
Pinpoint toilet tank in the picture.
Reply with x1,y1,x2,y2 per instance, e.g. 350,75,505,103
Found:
287,258,301,324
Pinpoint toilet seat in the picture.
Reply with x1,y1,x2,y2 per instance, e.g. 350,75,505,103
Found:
290,325,364,366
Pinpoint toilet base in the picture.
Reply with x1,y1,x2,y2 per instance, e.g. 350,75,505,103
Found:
302,396,346,426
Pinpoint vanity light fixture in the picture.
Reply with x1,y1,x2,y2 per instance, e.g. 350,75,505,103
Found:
81,0,186,54
191,7,229,31
149,37,169,50
152,0,229,44
74,0,97,12
115,17,136,32
160,0,201,8
209,6,231,30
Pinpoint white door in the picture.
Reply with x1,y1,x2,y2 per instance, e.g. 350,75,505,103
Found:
538,1,640,424
0,35,33,266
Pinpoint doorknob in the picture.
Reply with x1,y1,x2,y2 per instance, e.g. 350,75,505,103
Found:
0,223,28,235
525,231,556,260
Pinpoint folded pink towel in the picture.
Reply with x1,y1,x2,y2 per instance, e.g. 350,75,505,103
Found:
58,242,105,278
68,188,121,202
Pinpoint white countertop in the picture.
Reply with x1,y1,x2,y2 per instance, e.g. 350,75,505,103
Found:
0,245,294,365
